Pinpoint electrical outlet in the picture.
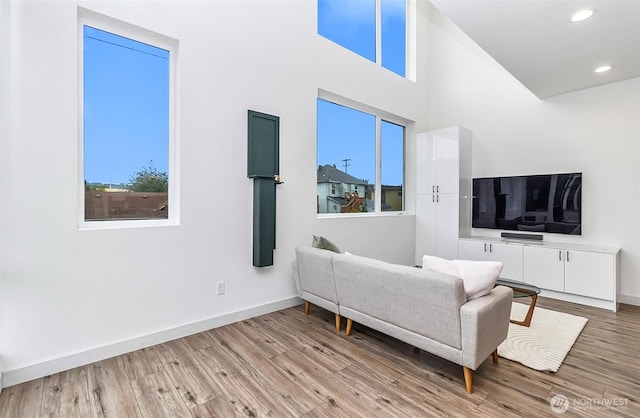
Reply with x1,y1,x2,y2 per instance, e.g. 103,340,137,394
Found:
216,281,225,295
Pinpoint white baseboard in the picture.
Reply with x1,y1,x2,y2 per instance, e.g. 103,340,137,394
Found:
540,290,618,311
2,297,302,388
540,290,640,311
619,294,640,307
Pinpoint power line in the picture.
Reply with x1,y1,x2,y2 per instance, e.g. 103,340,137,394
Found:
85,35,169,60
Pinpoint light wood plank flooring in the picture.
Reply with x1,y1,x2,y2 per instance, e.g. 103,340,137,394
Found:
1,297,638,417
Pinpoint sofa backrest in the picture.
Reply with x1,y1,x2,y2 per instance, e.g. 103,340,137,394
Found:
332,253,467,349
294,246,339,304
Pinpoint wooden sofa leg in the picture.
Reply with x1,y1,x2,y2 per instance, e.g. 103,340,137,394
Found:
493,349,499,364
463,367,473,394
345,319,353,336
335,314,341,332
304,301,310,315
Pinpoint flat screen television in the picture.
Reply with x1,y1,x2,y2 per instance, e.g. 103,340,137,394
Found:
472,173,582,235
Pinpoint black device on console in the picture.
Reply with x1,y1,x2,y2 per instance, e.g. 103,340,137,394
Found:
472,172,582,235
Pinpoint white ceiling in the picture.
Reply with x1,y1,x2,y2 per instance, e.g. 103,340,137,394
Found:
430,0,640,98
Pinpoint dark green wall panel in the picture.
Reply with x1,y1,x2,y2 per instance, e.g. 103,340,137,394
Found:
252,178,276,267
247,110,280,267
247,110,279,178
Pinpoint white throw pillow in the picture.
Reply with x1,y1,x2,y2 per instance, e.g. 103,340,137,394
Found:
421,255,460,277
422,255,503,301
453,259,503,300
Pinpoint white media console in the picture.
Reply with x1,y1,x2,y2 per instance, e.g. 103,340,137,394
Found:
459,236,620,311
414,127,620,311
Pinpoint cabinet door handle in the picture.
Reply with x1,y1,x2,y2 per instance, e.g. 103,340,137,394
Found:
432,195,435,203
489,243,493,253
484,243,487,252
566,251,570,262
437,185,439,193
432,185,435,193
559,250,562,261
436,195,439,203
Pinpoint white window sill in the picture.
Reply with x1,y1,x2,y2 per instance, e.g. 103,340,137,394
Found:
317,211,408,220
78,219,178,231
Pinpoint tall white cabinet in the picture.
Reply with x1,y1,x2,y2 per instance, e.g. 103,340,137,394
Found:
415,127,471,265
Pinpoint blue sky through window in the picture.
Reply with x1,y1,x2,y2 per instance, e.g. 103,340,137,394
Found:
381,120,404,186
83,26,169,186
382,0,406,76
318,0,406,77
317,99,376,184
318,0,376,62
317,99,404,187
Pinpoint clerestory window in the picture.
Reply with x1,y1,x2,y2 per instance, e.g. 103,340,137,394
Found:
318,0,407,77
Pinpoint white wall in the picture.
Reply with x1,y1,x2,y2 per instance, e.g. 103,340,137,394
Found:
0,0,428,385
0,0,11,392
6,0,636,388
426,4,640,302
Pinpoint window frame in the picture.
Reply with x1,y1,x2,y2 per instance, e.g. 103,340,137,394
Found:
317,90,407,217
77,8,179,230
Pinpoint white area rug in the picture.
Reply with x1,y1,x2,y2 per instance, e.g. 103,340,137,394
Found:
497,302,588,372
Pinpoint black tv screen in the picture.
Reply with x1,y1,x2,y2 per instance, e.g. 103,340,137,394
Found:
472,173,582,235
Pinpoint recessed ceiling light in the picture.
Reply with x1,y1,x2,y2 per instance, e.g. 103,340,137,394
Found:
570,9,595,22
595,65,613,73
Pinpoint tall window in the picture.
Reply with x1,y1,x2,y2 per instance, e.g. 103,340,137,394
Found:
317,98,404,214
318,0,406,77
80,12,177,225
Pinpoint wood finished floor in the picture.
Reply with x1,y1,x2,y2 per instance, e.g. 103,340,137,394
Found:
1,297,638,417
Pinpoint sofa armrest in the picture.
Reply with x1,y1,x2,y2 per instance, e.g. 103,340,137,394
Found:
292,260,301,296
460,285,513,370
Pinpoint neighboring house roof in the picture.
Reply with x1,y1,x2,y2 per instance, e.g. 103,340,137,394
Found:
317,164,369,185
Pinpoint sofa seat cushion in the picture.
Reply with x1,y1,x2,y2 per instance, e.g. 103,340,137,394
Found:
422,255,502,301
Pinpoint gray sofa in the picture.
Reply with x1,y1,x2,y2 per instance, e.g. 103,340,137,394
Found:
293,245,342,332
292,246,513,394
